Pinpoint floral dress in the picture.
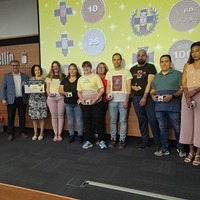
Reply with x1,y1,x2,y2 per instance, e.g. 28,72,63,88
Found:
28,77,47,119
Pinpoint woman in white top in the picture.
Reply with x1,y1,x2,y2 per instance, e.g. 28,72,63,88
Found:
46,61,66,141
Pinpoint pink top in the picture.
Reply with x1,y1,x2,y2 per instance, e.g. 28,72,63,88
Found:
186,64,200,88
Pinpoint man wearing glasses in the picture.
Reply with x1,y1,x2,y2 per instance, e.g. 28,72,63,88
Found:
2,60,29,140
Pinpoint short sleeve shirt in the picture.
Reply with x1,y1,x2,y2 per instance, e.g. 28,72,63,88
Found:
152,68,182,112
130,63,157,96
60,76,79,104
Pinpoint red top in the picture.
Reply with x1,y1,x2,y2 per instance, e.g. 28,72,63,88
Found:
100,76,108,103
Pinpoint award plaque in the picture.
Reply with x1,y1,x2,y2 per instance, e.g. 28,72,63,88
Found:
24,80,45,94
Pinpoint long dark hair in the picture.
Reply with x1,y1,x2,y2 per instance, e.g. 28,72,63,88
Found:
68,63,81,78
31,64,43,77
187,41,200,64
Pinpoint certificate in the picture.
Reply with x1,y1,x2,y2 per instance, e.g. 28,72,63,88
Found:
24,80,45,93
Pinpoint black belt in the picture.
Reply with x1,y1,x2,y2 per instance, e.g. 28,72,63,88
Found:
15,96,22,98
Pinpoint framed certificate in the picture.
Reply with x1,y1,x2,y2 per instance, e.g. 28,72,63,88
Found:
24,80,45,93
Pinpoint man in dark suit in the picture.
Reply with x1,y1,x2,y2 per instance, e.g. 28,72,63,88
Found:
2,60,29,140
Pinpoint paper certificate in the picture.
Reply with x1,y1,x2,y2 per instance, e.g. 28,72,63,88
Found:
24,80,45,93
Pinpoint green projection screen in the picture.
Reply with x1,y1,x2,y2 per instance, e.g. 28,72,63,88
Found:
38,0,200,73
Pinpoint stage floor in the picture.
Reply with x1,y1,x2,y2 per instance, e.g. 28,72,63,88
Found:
0,129,199,200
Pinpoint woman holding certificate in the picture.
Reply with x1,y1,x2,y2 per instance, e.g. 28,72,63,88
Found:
28,65,47,141
46,61,66,142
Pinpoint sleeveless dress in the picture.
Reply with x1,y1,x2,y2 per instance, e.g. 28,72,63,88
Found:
180,64,200,148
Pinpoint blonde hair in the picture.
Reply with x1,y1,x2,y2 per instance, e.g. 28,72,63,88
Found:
47,61,63,80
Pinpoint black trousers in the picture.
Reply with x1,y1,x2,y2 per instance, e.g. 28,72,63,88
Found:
7,97,26,135
81,100,106,142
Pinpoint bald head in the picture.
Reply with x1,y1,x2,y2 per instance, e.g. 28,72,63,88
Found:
137,49,148,66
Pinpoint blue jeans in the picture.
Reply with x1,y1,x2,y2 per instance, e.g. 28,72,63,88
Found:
132,96,160,144
65,104,83,136
156,111,182,150
109,101,128,142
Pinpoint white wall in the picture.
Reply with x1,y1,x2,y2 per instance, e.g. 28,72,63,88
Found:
0,0,38,39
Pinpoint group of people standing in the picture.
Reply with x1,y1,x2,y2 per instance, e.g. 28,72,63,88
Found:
1,41,200,166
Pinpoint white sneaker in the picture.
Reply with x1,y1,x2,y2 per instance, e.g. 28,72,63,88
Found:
82,141,93,149
99,140,107,149
154,149,170,156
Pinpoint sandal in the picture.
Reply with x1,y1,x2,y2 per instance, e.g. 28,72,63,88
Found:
193,155,200,166
32,135,37,141
38,135,44,141
53,135,58,142
57,135,63,141
184,153,195,163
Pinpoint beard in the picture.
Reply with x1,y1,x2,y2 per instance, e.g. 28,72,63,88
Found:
137,59,146,65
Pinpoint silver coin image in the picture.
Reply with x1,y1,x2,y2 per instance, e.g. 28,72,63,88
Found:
168,40,193,71
169,0,200,31
82,28,106,56
81,0,105,23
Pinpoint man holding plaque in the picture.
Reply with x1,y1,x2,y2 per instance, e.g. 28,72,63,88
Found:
2,60,29,140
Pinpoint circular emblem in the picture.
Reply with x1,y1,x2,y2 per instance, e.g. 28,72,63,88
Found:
81,0,105,23
82,28,106,56
130,6,159,36
168,40,193,71
169,0,200,31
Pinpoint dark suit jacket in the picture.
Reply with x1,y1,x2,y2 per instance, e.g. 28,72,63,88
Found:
2,72,29,104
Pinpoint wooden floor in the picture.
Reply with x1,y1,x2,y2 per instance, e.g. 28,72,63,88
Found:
0,183,77,200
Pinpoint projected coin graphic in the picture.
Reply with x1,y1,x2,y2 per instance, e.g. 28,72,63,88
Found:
82,29,106,56
81,0,105,23
168,40,193,71
169,0,200,31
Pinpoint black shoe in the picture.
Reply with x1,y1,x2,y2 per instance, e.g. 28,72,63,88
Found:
109,139,116,148
140,141,150,149
69,135,75,143
78,136,83,144
119,140,125,149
